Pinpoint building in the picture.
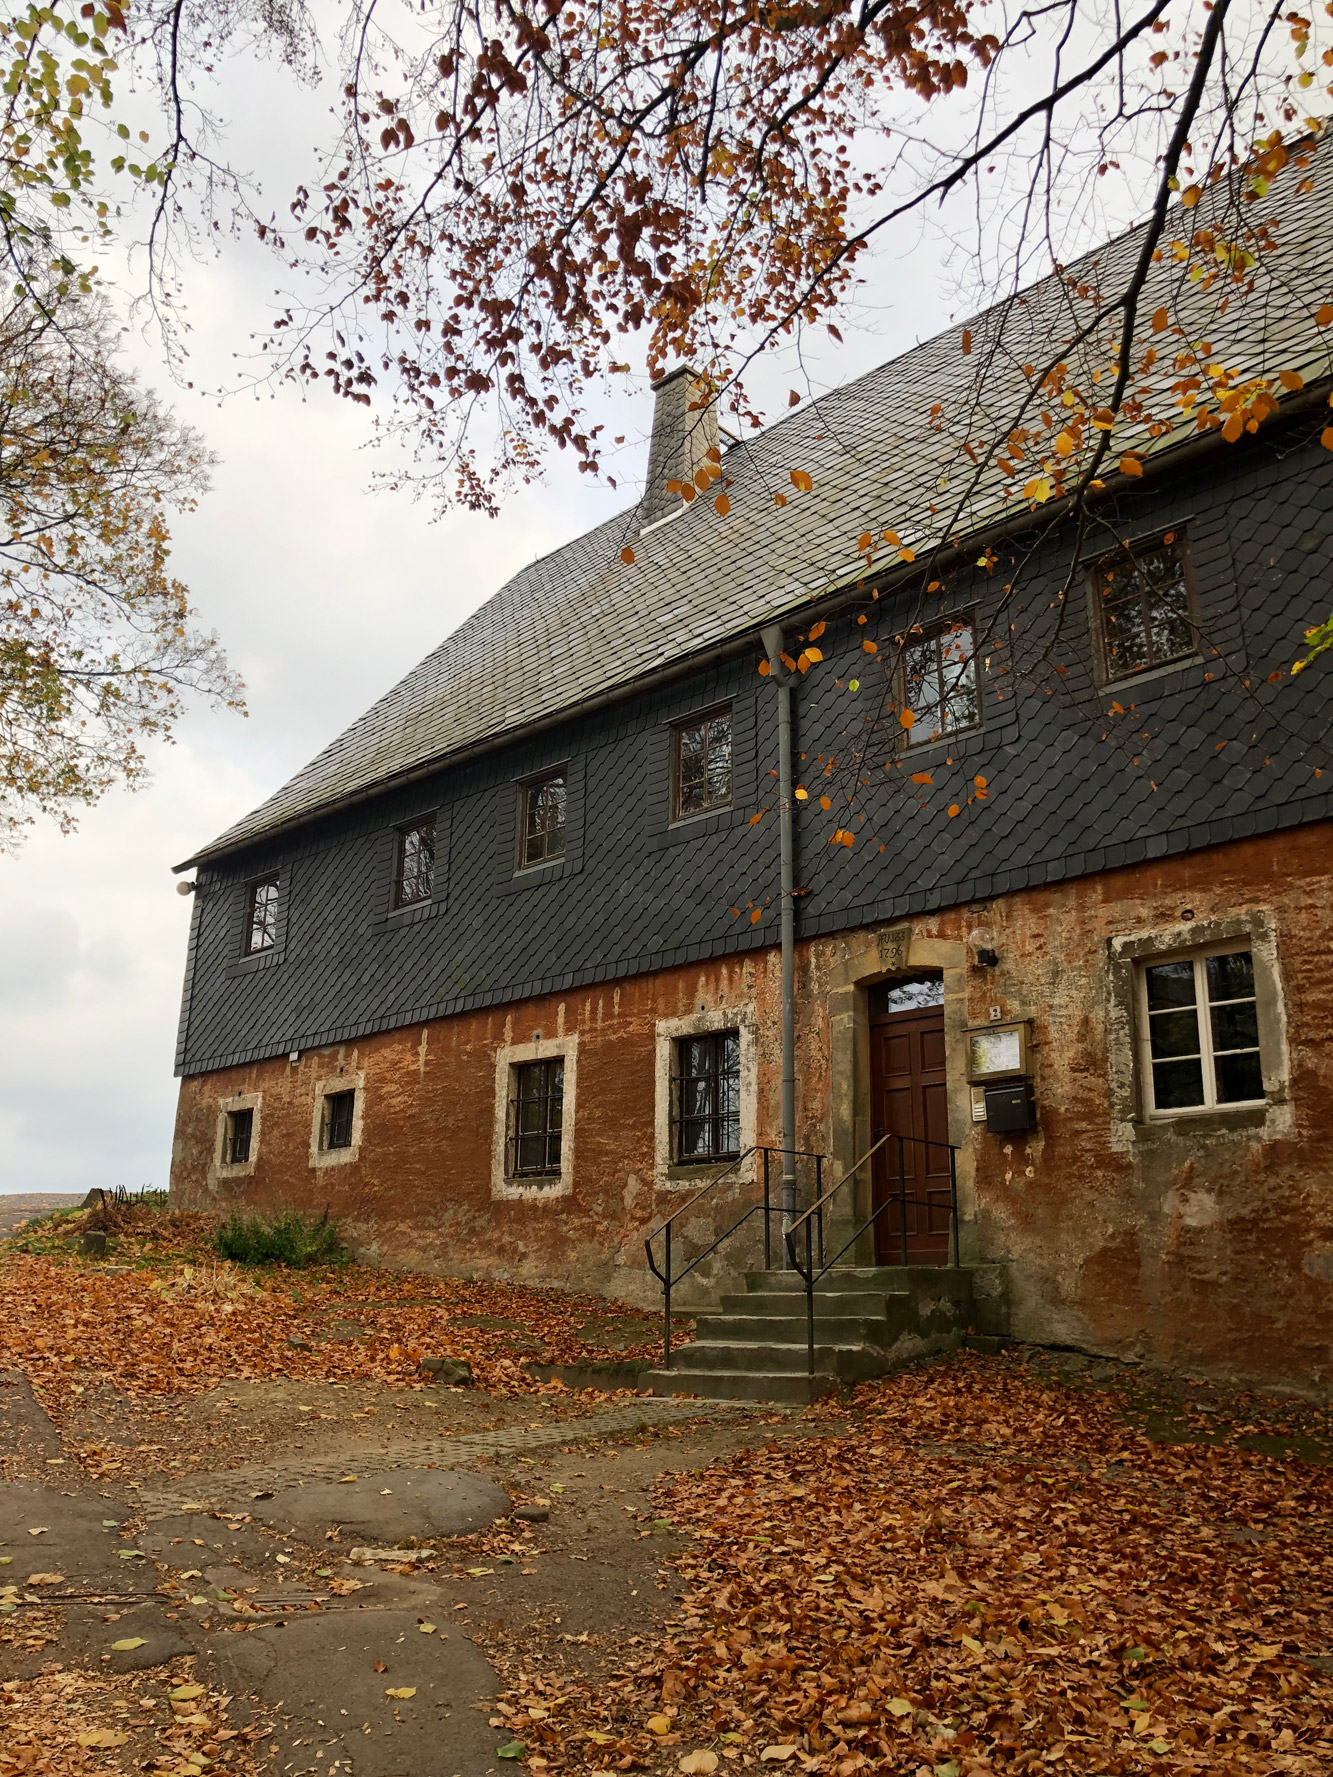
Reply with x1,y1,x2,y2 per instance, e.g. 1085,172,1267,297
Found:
170,159,1333,1397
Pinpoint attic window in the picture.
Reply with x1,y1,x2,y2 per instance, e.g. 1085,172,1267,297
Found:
519,770,566,868
245,879,279,954
902,620,979,747
394,817,436,908
1092,532,1197,680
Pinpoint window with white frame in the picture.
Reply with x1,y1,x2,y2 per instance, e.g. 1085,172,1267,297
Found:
245,878,279,953
1138,945,1263,1113
901,619,979,746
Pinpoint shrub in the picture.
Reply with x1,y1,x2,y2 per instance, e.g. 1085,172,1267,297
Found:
212,1209,345,1269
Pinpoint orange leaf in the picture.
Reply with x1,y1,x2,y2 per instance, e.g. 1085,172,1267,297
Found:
819,795,832,811
1151,307,1169,332
1180,184,1201,207
840,831,855,847
973,775,987,788
805,645,823,662
1318,303,1333,328
862,639,878,654
749,907,762,924
808,620,826,641
1221,412,1245,443
961,328,972,354
899,708,915,729
620,546,636,565
858,533,873,550
757,658,771,676
773,492,787,507
947,804,960,817
1279,370,1304,392
910,772,933,785
713,493,731,517
1322,426,1333,451
1119,455,1143,477
694,468,711,491
681,483,696,502
789,469,813,492
705,445,722,464
788,390,801,407
748,811,764,826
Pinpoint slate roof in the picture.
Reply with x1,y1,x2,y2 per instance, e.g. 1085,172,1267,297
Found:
182,146,1333,868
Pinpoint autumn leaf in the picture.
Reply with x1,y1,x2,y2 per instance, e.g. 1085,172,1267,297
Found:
1318,302,1333,327
760,1749,798,1762
808,620,825,641
647,1715,671,1734
819,795,832,810
788,469,813,492
1151,306,1169,332
1118,454,1143,477
947,803,960,817
620,546,636,565
794,785,808,799
961,327,972,354
497,1741,526,1759
386,1686,417,1699
787,389,801,406
749,907,762,924
898,708,915,729
1180,184,1201,207
862,639,878,654
713,493,730,517
910,772,933,785
679,1754,718,1774
110,1638,146,1651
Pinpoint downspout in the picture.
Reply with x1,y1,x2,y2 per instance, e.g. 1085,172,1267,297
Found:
760,624,797,1260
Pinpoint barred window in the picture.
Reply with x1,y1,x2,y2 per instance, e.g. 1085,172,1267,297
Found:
520,771,566,868
674,709,732,819
508,1059,564,1176
323,1089,357,1151
902,620,979,747
1139,947,1263,1113
224,1107,253,1166
394,818,436,908
1092,533,1196,679
245,879,279,954
674,1030,741,1162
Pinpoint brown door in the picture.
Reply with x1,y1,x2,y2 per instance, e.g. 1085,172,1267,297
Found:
869,1004,953,1264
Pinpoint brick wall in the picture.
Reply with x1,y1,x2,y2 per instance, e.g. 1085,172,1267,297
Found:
172,823,1333,1395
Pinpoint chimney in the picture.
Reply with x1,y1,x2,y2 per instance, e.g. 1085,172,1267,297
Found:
639,365,720,531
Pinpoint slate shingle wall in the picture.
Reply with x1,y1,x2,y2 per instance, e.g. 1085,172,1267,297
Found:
176,423,1333,1077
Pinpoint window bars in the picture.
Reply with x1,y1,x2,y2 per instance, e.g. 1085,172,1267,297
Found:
394,818,436,908
673,1030,741,1162
508,1057,564,1176
674,709,733,818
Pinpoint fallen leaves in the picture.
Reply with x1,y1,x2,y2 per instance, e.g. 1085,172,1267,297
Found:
493,1353,1333,1776
385,1685,417,1699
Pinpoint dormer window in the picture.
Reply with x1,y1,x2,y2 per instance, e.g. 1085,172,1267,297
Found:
673,709,732,820
393,818,436,908
519,770,566,868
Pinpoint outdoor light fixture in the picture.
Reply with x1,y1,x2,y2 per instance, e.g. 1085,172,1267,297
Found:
968,924,999,968
176,879,197,897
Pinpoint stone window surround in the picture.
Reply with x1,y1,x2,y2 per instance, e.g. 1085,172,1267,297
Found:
211,1090,262,1184
491,1033,577,1200
654,1006,758,1190
1107,910,1290,1145
310,1072,365,1169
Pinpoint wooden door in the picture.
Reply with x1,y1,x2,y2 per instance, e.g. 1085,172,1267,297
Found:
869,1004,952,1263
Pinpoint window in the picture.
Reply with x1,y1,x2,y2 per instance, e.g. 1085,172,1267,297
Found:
322,1089,357,1151
245,878,279,954
902,620,979,747
1092,532,1196,679
673,709,732,819
1139,947,1263,1113
394,818,435,908
674,1030,741,1162
508,1058,564,1176
519,771,566,868
224,1107,253,1166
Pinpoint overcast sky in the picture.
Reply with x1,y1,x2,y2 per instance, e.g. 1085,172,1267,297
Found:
0,14,1157,1196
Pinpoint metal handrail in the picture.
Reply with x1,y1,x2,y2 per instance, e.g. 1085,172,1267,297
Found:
783,1128,963,1379
644,1144,825,1370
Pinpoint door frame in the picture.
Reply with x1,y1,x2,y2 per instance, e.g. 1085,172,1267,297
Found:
826,926,976,1265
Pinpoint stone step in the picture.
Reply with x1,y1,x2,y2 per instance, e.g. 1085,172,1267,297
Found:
668,1339,887,1378
710,1312,886,1344
642,1367,838,1405
718,1290,908,1320
745,1264,971,1294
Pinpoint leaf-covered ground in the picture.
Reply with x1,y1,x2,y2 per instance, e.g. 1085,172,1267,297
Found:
0,1205,667,1415
492,1356,1333,1776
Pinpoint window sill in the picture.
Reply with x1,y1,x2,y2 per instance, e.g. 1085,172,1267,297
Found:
662,1159,741,1183
669,802,733,831
1137,1102,1270,1135
229,948,285,976
498,855,574,895
1098,654,1201,695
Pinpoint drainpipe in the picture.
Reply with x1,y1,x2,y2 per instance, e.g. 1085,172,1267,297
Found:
760,624,797,1259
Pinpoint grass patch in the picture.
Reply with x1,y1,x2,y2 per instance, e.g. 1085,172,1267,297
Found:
212,1209,346,1269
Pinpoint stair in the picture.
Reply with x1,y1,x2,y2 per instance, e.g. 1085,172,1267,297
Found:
643,1265,980,1404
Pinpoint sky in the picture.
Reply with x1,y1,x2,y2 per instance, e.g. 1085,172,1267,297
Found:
0,8,1175,1196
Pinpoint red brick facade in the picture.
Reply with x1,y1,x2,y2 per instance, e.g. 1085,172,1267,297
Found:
172,824,1333,1396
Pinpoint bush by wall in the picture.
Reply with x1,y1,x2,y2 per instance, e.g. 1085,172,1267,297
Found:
212,1209,345,1269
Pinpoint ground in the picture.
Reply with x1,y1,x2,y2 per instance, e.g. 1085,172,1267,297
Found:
1,1200,1331,1777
